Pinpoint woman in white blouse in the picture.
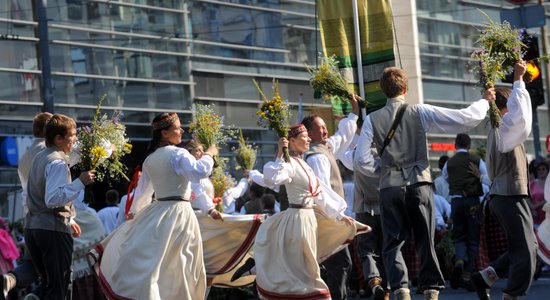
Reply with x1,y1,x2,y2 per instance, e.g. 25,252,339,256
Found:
95,112,217,300
253,124,369,299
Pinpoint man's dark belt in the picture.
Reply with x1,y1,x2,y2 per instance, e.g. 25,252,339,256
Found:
288,203,313,209
157,196,190,202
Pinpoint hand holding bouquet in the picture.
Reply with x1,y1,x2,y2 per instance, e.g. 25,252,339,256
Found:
308,55,355,101
189,104,234,149
75,95,132,183
234,129,256,171
254,79,291,162
210,157,236,213
470,11,548,128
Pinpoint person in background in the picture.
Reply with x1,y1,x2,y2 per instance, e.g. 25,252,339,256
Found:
529,160,549,228
442,133,487,290
25,114,95,300
2,112,52,300
471,61,536,300
433,155,450,202
239,183,266,215
259,194,276,216
354,66,493,300
96,189,120,235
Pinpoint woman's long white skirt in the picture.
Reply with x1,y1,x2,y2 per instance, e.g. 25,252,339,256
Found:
97,201,205,300
253,208,369,300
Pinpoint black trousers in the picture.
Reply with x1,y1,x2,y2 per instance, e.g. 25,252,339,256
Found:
321,246,352,300
25,228,73,300
379,182,445,291
489,195,536,296
355,213,387,287
450,196,481,272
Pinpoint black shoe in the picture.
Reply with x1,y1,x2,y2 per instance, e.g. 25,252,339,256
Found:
372,285,386,300
450,263,463,289
230,258,255,282
470,272,491,300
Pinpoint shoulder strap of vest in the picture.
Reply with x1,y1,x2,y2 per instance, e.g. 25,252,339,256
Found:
380,103,409,156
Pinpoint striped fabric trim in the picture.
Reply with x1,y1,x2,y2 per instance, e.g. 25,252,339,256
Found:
211,214,264,275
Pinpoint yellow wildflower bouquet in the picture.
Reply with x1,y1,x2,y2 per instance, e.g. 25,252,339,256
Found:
75,95,132,183
210,157,236,212
254,79,291,162
307,55,354,100
189,104,233,149
234,129,256,171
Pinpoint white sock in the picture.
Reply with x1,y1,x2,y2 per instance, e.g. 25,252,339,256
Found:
480,266,498,286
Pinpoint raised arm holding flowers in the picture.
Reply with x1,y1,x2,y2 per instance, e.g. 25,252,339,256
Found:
189,104,233,152
254,79,292,162
470,11,548,128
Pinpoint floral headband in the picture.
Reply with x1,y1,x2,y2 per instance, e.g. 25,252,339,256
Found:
152,113,179,130
289,124,306,138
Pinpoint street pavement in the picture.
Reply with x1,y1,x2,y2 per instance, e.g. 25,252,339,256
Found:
349,273,550,299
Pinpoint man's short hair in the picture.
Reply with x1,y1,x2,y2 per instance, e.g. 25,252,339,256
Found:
438,155,449,170
260,194,276,210
105,189,120,205
495,87,512,110
301,115,320,132
455,133,471,150
379,67,408,99
33,112,53,138
44,114,76,146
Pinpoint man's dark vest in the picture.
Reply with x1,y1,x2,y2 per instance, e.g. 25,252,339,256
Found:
447,152,483,197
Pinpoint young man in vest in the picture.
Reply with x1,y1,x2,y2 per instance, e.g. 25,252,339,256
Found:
302,95,359,300
442,133,487,290
471,61,536,300
354,67,494,300
24,114,95,300
2,112,52,300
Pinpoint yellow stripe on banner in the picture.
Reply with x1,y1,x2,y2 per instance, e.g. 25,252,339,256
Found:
317,0,394,116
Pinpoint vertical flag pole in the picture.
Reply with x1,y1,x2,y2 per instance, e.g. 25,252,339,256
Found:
352,0,366,117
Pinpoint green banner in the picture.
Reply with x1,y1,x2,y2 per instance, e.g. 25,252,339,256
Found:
317,0,395,116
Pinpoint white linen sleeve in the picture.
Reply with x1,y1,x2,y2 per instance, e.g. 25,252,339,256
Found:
328,113,358,158
171,148,214,181
306,154,332,187
418,99,489,133
496,81,532,153
44,160,85,208
191,181,215,214
262,158,294,186
248,169,280,192
353,117,378,177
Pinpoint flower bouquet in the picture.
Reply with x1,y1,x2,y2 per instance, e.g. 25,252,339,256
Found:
75,95,132,202
189,104,234,149
470,11,548,128
210,157,235,212
307,55,354,101
254,79,291,162
234,128,256,171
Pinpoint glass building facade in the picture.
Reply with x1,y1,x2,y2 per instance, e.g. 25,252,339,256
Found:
1,0,549,217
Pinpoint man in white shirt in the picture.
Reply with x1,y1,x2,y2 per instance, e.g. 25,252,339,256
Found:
302,95,359,300
471,61,536,300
